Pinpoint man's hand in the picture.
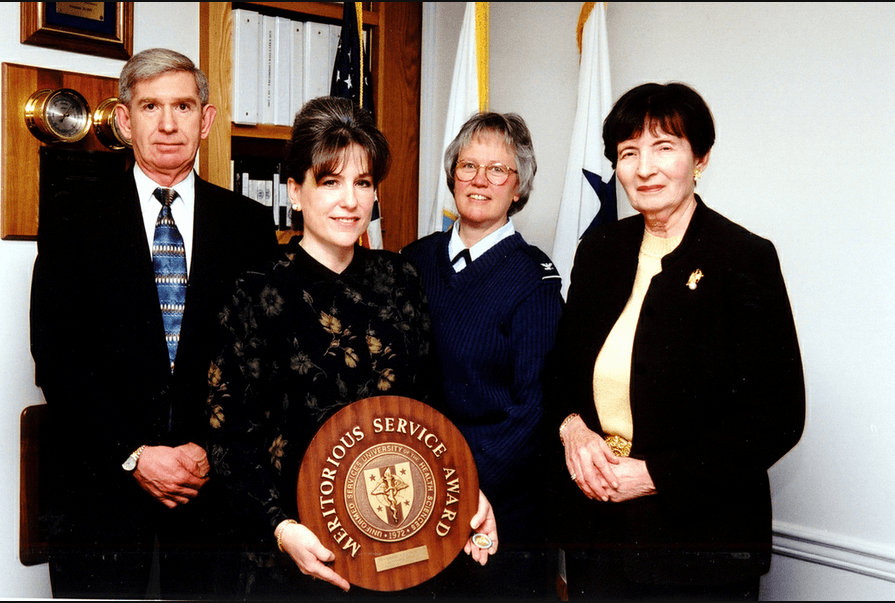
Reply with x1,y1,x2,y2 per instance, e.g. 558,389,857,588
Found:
132,442,210,508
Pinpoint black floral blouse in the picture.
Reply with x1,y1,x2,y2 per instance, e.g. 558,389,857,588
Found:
207,239,438,541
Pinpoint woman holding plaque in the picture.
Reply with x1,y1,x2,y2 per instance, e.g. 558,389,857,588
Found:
547,82,805,599
206,97,496,597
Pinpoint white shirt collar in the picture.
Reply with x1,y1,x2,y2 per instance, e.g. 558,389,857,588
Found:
135,164,196,274
448,218,516,272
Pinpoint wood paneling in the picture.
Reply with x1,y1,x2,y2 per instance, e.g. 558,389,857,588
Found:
20,404,48,566
1,63,122,240
372,2,422,251
199,2,233,189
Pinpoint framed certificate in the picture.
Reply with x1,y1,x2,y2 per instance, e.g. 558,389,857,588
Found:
21,2,133,60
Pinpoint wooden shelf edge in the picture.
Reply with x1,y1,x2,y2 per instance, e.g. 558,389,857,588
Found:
232,123,292,140
237,2,380,26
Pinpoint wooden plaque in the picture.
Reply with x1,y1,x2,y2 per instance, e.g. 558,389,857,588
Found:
297,396,479,591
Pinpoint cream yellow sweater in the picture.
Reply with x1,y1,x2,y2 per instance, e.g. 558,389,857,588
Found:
592,230,682,440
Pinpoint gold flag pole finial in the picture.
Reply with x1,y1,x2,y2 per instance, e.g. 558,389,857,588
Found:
577,2,598,57
475,2,489,112
355,3,364,109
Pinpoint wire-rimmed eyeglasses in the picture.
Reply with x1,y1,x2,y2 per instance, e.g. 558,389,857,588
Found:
454,160,518,186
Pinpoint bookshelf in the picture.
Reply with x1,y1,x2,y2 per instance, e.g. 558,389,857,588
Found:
199,2,421,250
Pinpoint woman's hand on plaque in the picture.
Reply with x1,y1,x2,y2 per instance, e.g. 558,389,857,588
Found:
464,490,498,565
279,520,351,591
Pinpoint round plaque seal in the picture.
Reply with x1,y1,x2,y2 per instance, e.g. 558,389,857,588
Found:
297,396,479,591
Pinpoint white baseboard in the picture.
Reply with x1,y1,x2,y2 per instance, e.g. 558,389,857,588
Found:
773,521,895,583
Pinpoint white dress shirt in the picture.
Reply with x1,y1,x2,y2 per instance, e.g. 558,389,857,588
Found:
448,218,516,272
134,164,196,275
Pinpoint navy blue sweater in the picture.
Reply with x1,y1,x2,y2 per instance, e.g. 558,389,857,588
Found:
402,230,562,520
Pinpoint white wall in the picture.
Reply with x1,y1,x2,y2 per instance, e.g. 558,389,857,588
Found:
489,2,583,253
0,3,199,597
423,1,895,599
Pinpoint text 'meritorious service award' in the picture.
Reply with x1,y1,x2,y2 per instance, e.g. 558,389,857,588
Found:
297,396,479,591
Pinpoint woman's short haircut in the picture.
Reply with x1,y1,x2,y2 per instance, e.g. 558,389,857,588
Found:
119,48,209,107
602,82,715,169
443,112,537,216
283,96,390,186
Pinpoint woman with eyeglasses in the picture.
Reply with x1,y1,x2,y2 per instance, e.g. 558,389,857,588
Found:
402,112,563,596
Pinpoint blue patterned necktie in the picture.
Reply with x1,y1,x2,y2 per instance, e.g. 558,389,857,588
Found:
152,187,187,371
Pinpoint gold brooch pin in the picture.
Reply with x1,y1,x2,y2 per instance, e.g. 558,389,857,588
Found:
686,269,704,290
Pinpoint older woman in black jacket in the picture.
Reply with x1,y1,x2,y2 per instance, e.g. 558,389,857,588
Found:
547,82,805,600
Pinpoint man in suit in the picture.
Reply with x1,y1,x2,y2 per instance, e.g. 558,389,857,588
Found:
30,48,277,598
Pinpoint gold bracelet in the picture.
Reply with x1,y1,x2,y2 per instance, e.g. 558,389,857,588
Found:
275,519,299,552
604,434,632,457
559,413,579,445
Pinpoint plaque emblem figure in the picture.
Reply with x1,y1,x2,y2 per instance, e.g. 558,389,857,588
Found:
367,465,412,526
346,443,437,543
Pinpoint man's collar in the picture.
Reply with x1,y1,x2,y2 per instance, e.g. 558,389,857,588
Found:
133,163,195,200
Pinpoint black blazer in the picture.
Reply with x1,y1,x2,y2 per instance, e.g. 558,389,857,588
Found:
30,170,277,540
546,198,805,585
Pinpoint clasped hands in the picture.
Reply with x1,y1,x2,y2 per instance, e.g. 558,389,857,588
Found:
133,442,210,508
277,489,499,592
561,415,656,503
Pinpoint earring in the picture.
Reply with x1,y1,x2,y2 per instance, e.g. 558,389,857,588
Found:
694,168,702,183
291,204,300,211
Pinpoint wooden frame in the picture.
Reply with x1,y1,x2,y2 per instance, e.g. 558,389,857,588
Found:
20,404,48,566
21,2,133,60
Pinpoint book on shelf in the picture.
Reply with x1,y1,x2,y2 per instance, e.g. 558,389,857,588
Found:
232,9,260,125
234,157,291,229
260,14,276,126
232,7,341,127
275,16,294,127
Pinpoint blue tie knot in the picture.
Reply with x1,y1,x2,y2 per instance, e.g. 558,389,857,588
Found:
154,187,177,207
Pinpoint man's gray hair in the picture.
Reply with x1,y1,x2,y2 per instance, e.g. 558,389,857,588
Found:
119,48,210,106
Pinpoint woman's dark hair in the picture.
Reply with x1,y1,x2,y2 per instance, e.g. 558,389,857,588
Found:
443,112,536,216
602,82,715,169
283,96,390,186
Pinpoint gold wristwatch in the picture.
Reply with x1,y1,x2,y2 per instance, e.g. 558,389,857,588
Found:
122,444,147,472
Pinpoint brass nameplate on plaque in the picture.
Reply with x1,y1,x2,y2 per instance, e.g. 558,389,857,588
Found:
374,545,430,572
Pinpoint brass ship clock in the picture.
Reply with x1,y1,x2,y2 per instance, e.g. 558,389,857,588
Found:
24,88,92,143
